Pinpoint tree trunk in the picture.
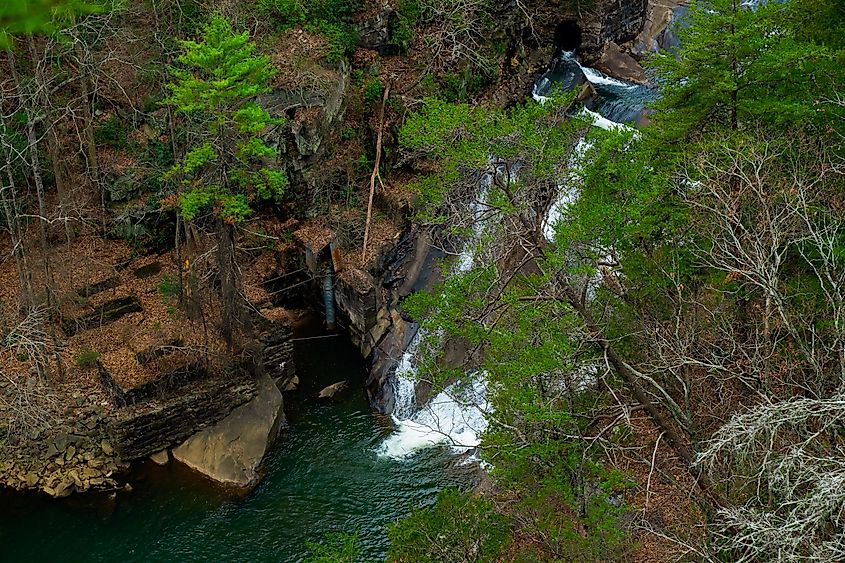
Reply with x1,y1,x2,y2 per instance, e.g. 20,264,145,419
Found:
75,41,103,230
217,220,240,346
10,46,65,381
27,37,72,244
0,121,35,311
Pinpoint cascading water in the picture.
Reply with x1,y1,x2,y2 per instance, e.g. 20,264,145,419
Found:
533,50,659,125
378,175,495,461
380,52,651,462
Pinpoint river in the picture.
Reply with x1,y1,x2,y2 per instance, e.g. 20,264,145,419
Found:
0,42,657,563
0,319,479,562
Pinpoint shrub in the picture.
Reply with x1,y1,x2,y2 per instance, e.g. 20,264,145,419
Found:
387,488,512,562
303,531,361,563
94,114,128,148
392,0,421,46
74,346,100,368
256,0,360,61
363,76,384,106
157,275,180,300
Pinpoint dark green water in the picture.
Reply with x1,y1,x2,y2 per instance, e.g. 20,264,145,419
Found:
0,322,478,562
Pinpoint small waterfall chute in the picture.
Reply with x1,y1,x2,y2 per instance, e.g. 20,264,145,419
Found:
378,171,500,462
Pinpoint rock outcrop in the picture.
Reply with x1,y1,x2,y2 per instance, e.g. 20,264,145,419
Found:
580,0,650,63
333,226,446,413
633,0,689,56
172,374,285,487
594,41,648,84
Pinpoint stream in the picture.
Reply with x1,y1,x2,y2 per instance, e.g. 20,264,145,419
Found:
0,45,654,563
0,319,479,562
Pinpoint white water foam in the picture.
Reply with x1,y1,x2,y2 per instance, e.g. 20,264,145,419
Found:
544,137,593,241
378,377,490,459
577,107,635,133
378,175,496,461
581,66,638,90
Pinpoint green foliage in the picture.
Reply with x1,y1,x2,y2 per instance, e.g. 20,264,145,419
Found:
256,0,360,61
0,0,103,46
94,114,128,148
648,0,845,142
163,13,286,223
397,89,639,560
74,346,100,368
391,0,421,46
303,531,362,563
400,93,582,228
387,489,512,562
157,275,180,300
363,76,384,106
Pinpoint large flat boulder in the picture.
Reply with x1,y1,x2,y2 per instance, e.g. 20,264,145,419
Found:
172,375,284,487
595,42,648,84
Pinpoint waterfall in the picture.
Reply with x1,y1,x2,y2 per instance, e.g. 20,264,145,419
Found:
377,172,497,461
533,49,658,125
379,51,648,461
544,136,593,241
378,376,490,459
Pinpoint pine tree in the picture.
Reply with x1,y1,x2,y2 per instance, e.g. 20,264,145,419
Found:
649,0,843,141
164,13,286,344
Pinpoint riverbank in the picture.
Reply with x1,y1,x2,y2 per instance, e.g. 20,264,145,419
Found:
0,316,482,562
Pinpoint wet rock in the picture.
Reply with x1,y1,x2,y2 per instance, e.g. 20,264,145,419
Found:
149,450,169,466
172,375,284,487
316,380,348,400
595,41,647,84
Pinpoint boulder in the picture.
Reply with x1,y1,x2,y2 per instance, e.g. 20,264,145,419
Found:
172,375,284,487
149,450,169,466
632,0,688,55
595,42,648,84
316,380,348,400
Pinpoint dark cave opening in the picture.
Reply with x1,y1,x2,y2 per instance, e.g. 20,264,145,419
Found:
554,20,582,52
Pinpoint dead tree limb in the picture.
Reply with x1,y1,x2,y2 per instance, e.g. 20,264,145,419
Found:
361,82,391,265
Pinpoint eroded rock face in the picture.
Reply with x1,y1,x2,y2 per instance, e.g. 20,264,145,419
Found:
580,0,649,63
632,0,688,56
172,375,284,488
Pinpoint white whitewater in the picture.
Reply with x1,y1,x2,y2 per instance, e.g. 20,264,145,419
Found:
378,375,490,459
381,53,641,460
580,65,638,90
544,136,592,241
533,50,636,103
378,175,495,461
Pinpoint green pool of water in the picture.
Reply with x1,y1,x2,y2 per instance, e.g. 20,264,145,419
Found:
0,322,478,562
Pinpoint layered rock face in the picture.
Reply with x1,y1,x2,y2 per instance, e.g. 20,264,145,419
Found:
172,375,285,487
579,0,650,62
108,323,295,488
334,226,446,413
